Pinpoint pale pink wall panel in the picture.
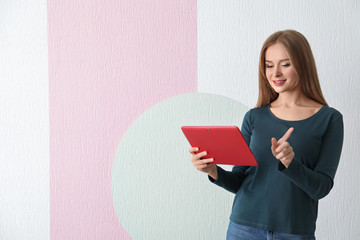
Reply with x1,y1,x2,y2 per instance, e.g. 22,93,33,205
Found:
48,0,197,239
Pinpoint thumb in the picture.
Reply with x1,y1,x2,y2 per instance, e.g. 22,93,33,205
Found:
271,137,278,153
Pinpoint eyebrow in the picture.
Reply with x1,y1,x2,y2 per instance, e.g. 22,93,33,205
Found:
265,58,290,63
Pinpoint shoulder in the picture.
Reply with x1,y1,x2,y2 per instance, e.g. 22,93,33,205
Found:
322,105,343,122
243,105,269,123
315,105,344,131
318,106,344,140
249,104,269,117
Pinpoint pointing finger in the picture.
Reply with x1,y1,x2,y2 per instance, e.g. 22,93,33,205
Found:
278,127,294,144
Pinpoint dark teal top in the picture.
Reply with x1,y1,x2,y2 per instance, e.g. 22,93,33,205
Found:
210,104,343,235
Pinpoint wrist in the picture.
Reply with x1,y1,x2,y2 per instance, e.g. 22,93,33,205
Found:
208,165,218,180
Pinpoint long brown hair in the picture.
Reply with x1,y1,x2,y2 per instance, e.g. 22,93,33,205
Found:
256,30,328,108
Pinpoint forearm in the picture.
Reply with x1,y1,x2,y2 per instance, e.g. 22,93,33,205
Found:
209,166,247,194
280,114,343,200
280,160,334,200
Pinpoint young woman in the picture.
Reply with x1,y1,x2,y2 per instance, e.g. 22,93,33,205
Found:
189,30,343,240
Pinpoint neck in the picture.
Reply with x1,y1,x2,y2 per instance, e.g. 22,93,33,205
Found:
273,90,308,107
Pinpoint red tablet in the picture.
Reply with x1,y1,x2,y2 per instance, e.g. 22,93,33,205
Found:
181,126,257,166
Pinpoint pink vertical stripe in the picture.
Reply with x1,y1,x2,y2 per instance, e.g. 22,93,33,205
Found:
48,0,197,239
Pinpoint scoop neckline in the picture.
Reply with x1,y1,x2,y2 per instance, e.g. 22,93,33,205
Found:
267,104,326,123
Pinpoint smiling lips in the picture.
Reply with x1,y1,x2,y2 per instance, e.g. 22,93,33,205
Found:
273,80,286,86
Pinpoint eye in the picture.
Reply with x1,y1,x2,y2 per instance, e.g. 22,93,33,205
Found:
282,63,291,67
265,65,273,68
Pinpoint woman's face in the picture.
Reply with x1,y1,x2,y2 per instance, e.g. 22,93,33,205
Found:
265,43,300,94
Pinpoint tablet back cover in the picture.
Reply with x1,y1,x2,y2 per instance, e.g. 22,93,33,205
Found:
181,126,257,166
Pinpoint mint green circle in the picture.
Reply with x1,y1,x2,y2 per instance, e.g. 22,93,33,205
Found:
112,92,249,240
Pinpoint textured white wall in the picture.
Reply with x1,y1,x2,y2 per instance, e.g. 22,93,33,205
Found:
198,0,360,239
0,0,49,239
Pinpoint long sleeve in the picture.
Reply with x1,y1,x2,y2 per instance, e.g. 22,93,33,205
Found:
279,114,344,200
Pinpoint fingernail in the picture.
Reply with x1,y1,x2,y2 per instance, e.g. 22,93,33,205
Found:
195,148,199,151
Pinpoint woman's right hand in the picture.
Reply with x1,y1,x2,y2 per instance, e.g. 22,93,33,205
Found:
189,147,218,180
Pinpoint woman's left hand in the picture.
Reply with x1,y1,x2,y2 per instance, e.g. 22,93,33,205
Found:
271,127,295,168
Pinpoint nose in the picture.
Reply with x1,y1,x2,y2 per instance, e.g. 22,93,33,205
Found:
274,66,282,76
